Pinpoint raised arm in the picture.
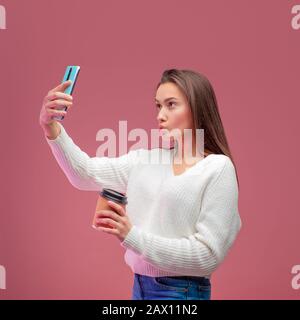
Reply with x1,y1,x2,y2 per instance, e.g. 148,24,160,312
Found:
44,122,141,193
39,80,140,193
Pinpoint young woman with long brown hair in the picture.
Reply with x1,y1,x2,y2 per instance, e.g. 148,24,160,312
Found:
39,68,242,300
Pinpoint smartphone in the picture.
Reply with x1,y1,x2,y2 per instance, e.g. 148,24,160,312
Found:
53,65,81,121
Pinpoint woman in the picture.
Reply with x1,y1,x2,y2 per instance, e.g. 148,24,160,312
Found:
39,69,242,300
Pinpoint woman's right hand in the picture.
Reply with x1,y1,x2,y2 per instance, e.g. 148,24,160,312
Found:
39,80,74,127
39,80,74,139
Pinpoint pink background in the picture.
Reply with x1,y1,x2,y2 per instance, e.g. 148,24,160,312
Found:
0,0,299,299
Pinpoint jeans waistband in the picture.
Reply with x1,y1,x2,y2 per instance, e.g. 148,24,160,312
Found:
136,274,211,285
166,275,211,283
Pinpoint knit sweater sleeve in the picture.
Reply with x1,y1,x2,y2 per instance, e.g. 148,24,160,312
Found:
120,157,242,277
44,122,140,194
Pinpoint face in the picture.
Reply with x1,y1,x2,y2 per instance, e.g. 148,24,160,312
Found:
155,82,194,144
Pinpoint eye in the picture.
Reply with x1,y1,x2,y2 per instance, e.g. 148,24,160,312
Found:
155,102,176,110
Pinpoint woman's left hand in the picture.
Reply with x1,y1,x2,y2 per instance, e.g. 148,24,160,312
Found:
93,200,132,242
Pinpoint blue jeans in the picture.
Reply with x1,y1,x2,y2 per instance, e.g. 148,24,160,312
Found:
131,273,211,300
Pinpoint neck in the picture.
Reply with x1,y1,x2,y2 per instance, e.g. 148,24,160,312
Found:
173,140,207,165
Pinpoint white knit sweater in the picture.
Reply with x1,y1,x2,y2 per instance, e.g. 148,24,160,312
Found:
45,122,242,279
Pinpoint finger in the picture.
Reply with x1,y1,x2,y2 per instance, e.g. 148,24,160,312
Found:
47,108,67,119
107,201,126,216
96,218,119,228
93,222,114,230
96,210,122,222
96,226,119,235
45,99,73,109
49,80,72,93
46,91,73,102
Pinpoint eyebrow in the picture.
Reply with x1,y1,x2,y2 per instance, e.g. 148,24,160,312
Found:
154,97,178,103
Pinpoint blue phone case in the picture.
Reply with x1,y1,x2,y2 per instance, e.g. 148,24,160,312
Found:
53,65,80,121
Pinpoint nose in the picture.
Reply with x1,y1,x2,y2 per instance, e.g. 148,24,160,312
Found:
156,109,166,123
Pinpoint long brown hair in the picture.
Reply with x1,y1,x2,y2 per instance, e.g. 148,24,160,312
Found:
156,68,240,190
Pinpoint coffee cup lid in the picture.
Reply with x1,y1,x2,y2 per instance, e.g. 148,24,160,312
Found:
99,188,128,205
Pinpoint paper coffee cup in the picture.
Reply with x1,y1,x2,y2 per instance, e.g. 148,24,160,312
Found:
92,188,128,229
